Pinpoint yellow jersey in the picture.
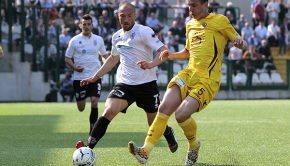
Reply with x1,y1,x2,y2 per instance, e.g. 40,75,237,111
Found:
185,13,240,83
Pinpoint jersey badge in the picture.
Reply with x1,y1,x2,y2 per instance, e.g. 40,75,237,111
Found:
202,23,207,28
94,40,97,46
130,32,135,39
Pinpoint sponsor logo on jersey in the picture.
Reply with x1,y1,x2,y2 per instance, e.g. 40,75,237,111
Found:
112,89,125,97
176,78,185,88
82,49,86,54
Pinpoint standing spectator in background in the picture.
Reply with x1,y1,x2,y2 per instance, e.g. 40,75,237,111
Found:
267,19,280,46
279,20,287,56
253,0,265,29
25,20,36,43
236,14,247,34
264,0,271,26
98,10,113,32
224,2,236,25
248,31,261,47
65,14,108,134
146,12,164,33
59,28,72,55
97,22,109,45
255,20,268,41
131,0,144,17
266,0,280,23
242,22,254,38
278,0,288,25
243,44,261,86
157,0,170,23
149,0,159,15
172,0,187,19
39,40,57,71
208,0,223,14
228,41,244,76
48,20,59,43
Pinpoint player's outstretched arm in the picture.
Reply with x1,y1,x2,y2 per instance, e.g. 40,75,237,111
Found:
137,46,169,70
161,48,190,60
234,38,247,50
80,55,120,87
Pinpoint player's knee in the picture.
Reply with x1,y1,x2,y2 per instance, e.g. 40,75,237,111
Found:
78,106,85,112
102,107,118,121
175,111,189,123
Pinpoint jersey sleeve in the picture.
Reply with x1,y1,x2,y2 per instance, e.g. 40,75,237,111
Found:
141,27,164,51
65,38,75,58
218,16,241,42
111,35,119,56
98,37,107,56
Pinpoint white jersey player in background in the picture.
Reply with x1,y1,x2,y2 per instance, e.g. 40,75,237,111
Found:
65,14,108,134
75,3,178,154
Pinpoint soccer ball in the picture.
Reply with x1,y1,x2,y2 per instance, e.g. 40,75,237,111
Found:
72,147,97,166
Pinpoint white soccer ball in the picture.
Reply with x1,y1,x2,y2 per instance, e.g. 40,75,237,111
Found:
72,147,97,166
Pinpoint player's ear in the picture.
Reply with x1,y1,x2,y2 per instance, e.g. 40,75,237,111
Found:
79,23,82,29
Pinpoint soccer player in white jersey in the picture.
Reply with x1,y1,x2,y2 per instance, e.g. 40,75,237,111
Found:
75,3,178,154
65,14,108,134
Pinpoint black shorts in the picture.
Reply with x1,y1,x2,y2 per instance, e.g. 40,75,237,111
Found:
73,79,102,101
107,81,160,113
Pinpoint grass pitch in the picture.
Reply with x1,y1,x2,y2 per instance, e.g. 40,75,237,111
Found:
0,100,289,166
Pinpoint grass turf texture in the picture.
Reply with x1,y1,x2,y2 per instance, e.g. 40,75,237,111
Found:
0,100,289,166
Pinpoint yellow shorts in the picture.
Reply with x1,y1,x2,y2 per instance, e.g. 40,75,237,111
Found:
167,70,220,112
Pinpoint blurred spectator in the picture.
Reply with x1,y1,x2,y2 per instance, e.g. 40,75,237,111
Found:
169,20,182,44
53,0,67,12
236,14,247,34
157,31,165,43
47,48,58,81
59,71,74,102
224,2,236,25
225,10,235,26
131,0,144,17
172,0,186,19
241,22,254,38
241,31,250,46
208,0,223,14
253,0,265,29
157,0,170,23
98,10,113,32
39,40,57,71
48,20,59,43
141,0,149,17
111,10,121,31
278,0,288,25
149,0,159,15
76,8,84,20
242,44,261,86
264,0,270,26
266,0,280,23
164,31,177,52
59,28,72,55
228,41,244,76
94,0,107,17
165,41,176,53
40,0,58,22
248,31,261,47
255,20,268,40
146,12,164,33
258,39,273,62
76,0,88,13
103,0,114,17
97,21,109,45
279,20,287,56
70,19,82,35
112,0,120,11
136,10,147,25
25,20,38,43
89,10,99,29
173,11,185,29
267,19,279,46
64,0,77,17
62,11,75,33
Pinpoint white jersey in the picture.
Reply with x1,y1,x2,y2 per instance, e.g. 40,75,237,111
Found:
65,33,107,80
111,23,164,85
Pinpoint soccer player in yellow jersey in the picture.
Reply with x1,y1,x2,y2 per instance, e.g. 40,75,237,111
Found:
128,0,247,165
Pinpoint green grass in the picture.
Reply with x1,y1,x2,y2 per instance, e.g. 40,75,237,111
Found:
0,100,289,166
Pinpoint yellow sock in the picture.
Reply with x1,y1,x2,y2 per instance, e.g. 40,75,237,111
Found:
178,117,199,150
143,112,169,156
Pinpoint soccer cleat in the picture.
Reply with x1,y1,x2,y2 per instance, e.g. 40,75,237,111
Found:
128,141,148,164
76,141,85,149
164,126,178,153
185,139,201,166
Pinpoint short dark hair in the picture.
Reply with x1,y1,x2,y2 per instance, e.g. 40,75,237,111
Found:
200,0,208,4
82,14,92,22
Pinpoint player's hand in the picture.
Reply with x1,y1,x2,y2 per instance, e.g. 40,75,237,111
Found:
234,38,247,50
80,77,96,87
159,50,172,61
75,66,84,72
137,60,153,70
